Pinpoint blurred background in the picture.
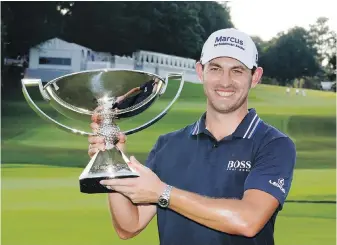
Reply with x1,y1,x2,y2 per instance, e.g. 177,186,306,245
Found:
1,1,336,245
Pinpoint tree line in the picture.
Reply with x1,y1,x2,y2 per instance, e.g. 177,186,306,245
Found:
1,2,336,89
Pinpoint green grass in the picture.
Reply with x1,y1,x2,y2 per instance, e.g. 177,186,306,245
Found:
1,165,335,245
1,81,336,245
275,203,336,244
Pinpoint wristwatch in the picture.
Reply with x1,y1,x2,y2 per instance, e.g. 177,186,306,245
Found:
158,185,173,208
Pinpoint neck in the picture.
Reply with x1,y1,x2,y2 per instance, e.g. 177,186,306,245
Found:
205,103,248,141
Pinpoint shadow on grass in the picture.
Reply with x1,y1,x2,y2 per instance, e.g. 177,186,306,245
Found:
288,115,336,138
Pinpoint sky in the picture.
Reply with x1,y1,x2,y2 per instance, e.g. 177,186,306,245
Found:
226,0,337,41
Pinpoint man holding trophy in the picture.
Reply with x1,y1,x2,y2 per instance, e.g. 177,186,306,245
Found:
88,28,296,245
22,27,296,245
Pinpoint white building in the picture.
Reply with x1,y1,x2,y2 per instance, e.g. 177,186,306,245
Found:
320,81,335,91
24,38,200,83
25,38,113,82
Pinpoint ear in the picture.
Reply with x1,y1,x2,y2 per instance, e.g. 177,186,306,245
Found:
195,62,204,83
251,67,263,88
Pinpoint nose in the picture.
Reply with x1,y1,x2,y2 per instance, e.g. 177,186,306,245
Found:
218,68,232,85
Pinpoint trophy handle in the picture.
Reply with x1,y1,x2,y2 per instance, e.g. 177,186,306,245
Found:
21,78,93,136
124,72,185,135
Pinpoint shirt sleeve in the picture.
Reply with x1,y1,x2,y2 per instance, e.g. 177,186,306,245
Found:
244,137,296,210
144,135,164,173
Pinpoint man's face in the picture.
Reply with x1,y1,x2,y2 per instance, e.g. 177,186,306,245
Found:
196,57,262,113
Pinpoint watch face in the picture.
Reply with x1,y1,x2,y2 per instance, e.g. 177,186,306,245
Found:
159,198,168,207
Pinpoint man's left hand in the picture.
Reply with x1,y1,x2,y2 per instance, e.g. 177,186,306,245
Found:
100,156,166,204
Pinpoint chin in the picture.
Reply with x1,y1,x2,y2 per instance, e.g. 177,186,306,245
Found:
211,99,246,114
214,106,238,113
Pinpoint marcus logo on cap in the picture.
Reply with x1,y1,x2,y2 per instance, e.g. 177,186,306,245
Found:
214,36,244,46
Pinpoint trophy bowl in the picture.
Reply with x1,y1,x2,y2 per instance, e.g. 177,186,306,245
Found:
21,69,184,194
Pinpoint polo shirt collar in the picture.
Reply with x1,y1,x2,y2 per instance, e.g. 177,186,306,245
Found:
190,112,207,136
190,108,261,139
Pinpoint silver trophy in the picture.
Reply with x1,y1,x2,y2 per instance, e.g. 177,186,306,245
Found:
21,69,184,194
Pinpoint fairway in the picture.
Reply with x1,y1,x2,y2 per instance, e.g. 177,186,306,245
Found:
1,81,336,245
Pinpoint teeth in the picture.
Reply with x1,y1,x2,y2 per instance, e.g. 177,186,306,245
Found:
216,91,234,97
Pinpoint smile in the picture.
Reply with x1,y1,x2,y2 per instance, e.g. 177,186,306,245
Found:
215,90,235,97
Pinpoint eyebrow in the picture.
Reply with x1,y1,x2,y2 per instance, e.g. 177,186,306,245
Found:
231,65,246,70
208,62,222,68
208,62,247,71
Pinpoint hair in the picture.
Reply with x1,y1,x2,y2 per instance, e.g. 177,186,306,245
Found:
251,66,257,75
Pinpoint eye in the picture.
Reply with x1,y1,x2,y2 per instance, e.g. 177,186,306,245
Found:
233,69,243,74
210,67,220,71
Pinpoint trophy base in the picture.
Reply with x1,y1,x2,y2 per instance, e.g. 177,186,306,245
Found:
79,147,140,194
80,174,139,194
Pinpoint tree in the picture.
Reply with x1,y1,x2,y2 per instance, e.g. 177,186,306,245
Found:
1,4,10,73
2,2,233,60
308,17,336,65
1,2,67,57
251,36,268,66
196,1,234,43
63,2,233,59
327,54,336,81
326,33,336,81
251,36,266,54
260,27,320,85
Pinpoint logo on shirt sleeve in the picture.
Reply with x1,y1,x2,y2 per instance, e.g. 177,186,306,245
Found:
269,178,286,193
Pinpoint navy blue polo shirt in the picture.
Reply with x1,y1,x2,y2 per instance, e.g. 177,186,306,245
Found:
145,108,296,245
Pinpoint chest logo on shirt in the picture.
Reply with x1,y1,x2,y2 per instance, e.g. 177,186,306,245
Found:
227,160,251,172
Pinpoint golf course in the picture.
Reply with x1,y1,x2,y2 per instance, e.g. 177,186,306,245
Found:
1,79,336,245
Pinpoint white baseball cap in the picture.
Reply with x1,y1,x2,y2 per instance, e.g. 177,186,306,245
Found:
200,28,258,69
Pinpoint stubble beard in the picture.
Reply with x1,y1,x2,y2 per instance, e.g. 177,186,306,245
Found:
208,92,248,114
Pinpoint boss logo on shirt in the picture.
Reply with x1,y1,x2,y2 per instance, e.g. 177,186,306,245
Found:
227,160,251,172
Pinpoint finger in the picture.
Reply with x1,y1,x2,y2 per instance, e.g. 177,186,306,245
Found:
105,185,114,190
127,194,138,203
116,133,127,151
95,105,103,111
129,156,147,172
88,148,99,158
88,136,105,144
91,113,98,123
118,133,127,143
91,143,105,151
91,112,102,123
111,186,135,195
100,178,135,187
88,142,105,157
90,122,100,133
93,106,103,114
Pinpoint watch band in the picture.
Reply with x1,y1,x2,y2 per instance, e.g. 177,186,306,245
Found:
163,185,173,199
158,185,173,207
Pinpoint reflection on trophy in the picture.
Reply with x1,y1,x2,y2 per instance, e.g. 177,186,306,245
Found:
21,69,184,194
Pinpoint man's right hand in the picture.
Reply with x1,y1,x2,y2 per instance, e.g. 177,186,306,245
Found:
88,109,126,158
